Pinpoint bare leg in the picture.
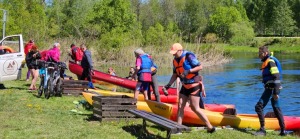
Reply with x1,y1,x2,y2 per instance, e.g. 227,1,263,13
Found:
134,90,139,100
189,92,213,130
177,93,188,124
30,69,39,89
143,90,148,100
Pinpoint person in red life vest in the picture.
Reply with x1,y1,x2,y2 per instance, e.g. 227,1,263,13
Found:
24,40,34,81
69,43,83,64
254,45,286,136
25,45,41,90
39,50,48,61
45,43,60,62
131,48,153,101
163,43,215,133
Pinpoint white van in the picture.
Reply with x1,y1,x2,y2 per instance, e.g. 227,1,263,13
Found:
0,34,25,82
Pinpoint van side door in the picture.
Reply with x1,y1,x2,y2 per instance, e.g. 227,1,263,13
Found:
0,35,24,82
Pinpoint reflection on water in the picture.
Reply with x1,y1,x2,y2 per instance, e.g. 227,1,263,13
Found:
158,52,300,116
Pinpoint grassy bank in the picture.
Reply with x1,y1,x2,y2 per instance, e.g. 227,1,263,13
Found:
0,70,299,139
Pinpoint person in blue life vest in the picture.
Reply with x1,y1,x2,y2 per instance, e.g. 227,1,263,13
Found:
131,48,160,101
163,43,215,133
254,45,286,136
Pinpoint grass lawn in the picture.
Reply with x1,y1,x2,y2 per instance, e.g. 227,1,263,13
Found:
0,68,299,139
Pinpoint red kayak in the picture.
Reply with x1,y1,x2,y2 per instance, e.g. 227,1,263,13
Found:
69,61,236,112
69,61,178,95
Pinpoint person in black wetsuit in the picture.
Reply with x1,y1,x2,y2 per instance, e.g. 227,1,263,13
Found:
254,45,286,136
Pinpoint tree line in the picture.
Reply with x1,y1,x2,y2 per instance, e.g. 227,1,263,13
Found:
0,0,299,50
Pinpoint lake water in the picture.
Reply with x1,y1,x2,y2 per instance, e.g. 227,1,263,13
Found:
157,52,300,116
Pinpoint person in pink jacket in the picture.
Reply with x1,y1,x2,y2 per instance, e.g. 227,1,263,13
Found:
45,43,60,62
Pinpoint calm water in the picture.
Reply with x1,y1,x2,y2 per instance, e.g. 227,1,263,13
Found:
157,53,300,116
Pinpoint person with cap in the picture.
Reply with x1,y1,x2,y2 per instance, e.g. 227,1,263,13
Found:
254,45,286,136
132,48,160,102
25,45,41,90
45,43,61,63
163,43,215,133
24,39,34,81
79,43,96,89
69,43,83,64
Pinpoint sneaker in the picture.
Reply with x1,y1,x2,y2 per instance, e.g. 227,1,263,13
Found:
279,131,287,136
254,129,266,136
207,127,216,133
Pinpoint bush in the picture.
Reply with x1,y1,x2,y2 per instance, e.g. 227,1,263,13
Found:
229,21,255,45
204,33,218,43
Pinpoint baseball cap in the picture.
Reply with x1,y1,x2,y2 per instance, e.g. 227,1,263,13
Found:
169,43,183,54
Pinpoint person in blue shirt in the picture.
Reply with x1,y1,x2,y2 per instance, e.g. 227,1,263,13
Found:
79,44,95,89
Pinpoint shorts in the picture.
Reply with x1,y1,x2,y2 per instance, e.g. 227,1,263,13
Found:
180,82,201,97
135,81,150,91
138,72,152,82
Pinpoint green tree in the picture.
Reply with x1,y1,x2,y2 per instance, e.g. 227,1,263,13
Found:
91,0,139,51
289,0,300,34
0,0,47,41
208,6,243,41
229,21,254,45
244,0,267,35
270,0,296,36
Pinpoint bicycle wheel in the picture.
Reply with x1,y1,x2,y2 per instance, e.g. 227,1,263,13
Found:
37,76,44,98
49,77,55,97
45,78,53,99
56,78,63,97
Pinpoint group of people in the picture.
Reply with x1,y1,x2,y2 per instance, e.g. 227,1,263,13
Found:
24,40,96,91
68,43,96,89
132,43,286,136
24,40,61,90
24,39,286,136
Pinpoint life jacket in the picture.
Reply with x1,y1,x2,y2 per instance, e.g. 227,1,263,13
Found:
173,51,198,83
261,56,280,84
0,46,15,54
270,56,282,80
71,46,83,61
138,54,152,74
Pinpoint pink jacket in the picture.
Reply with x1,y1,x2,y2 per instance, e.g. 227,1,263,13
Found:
45,47,60,62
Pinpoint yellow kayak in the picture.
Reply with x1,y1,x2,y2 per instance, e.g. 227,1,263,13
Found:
82,92,300,130
88,89,234,112
144,100,300,131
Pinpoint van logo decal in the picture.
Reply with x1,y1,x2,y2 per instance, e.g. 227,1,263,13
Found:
4,60,18,75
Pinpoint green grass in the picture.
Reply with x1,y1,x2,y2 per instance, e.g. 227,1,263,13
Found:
0,69,299,139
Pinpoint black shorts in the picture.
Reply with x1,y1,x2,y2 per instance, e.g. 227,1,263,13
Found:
179,83,201,97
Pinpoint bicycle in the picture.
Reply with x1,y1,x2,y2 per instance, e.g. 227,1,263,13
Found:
37,61,57,99
52,62,67,97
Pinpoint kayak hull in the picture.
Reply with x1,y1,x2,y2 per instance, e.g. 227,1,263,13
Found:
82,92,300,130
69,61,178,95
82,91,234,113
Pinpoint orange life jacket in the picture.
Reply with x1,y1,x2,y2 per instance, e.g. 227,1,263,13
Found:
173,56,196,80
